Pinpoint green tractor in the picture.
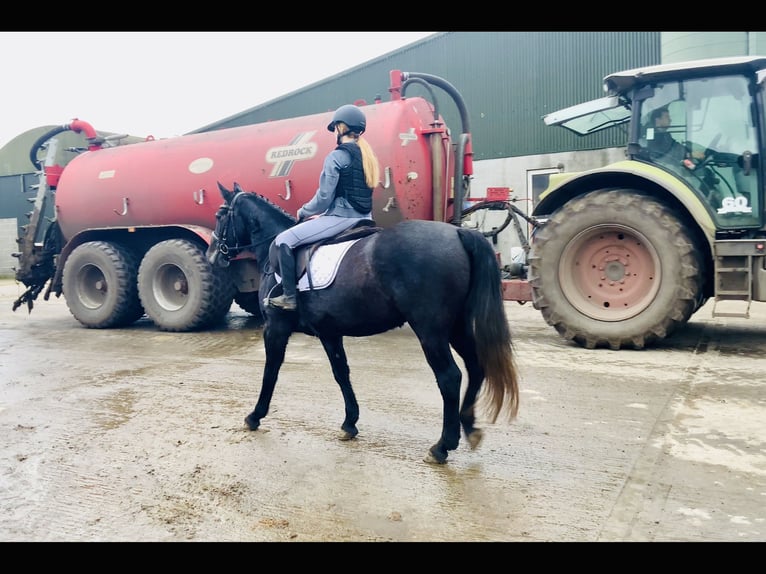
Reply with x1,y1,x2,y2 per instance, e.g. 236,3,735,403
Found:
529,56,766,349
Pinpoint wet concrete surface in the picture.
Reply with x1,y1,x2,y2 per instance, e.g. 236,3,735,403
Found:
0,278,764,541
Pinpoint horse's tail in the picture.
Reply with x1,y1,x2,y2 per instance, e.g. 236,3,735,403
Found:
457,227,520,423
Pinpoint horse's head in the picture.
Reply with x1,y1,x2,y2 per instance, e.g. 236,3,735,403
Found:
208,182,246,268
207,181,297,269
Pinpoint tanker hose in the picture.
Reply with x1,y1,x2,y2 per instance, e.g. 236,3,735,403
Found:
401,72,470,134
452,133,469,225
28,125,71,170
461,199,543,254
401,77,439,123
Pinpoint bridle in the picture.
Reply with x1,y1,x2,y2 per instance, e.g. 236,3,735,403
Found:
211,191,277,266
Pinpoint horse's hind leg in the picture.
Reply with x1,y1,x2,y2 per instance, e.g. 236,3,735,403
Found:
417,334,463,464
245,321,291,431
450,322,485,450
319,335,360,440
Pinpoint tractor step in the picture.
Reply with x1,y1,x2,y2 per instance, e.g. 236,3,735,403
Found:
711,299,751,319
712,240,757,319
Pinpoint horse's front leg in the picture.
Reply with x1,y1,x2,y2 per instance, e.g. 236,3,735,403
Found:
245,320,291,431
319,335,359,440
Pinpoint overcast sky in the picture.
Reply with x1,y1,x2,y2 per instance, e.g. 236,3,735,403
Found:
0,31,436,149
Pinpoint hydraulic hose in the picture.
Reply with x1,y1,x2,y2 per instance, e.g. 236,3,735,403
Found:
401,72,473,225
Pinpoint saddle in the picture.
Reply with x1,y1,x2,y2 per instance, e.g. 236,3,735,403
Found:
270,219,382,289
299,220,380,283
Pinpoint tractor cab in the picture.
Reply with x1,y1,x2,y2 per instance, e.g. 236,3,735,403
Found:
545,56,766,232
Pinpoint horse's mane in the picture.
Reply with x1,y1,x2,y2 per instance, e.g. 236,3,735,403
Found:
240,190,298,228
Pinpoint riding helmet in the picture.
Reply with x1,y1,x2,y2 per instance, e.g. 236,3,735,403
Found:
327,104,366,134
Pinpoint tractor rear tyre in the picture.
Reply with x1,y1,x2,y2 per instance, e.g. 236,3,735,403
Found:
528,188,703,350
62,241,144,328
138,238,235,332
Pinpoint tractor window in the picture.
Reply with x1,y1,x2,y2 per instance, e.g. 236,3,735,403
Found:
639,75,760,228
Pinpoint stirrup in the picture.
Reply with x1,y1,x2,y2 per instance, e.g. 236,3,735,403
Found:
265,294,297,310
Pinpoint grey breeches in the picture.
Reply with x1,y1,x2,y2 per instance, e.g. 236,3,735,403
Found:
274,215,368,249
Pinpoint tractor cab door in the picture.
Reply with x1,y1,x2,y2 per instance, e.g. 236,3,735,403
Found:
636,74,762,229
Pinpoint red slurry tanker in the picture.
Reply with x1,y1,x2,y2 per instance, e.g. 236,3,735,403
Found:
12,71,534,332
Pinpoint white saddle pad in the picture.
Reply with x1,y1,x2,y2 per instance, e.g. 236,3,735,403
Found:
297,239,361,291
276,239,361,291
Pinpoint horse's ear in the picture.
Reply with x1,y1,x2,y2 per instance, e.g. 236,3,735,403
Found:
216,181,235,204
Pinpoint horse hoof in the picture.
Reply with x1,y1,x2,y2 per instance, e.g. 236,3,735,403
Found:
424,449,447,465
244,415,260,431
338,427,358,441
467,428,484,450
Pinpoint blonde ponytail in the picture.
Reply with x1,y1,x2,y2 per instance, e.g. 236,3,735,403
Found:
357,137,380,189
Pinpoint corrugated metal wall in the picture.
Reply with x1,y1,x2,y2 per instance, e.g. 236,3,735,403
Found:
419,32,660,158
192,32,661,160
0,173,43,274
662,31,766,62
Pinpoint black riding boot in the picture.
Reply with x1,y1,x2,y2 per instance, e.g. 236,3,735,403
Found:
267,243,297,310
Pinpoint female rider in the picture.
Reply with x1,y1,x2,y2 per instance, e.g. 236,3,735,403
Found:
265,104,380,310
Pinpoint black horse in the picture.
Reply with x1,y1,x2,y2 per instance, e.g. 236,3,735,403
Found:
207,182,519,464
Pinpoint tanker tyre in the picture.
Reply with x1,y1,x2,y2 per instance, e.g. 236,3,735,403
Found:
62,241,144,329
528,188,703,350
138,239,236,332
234,292,264,319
